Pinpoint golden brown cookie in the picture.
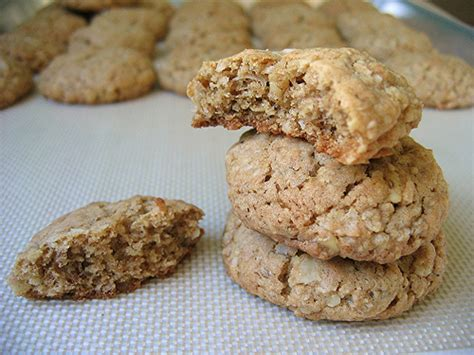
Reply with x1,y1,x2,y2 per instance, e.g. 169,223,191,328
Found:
223,212,446,321
225,131,449,264
8,196,204,300
0,54,33,109
39,47,157,104
386,51,474,109
188,48,422,165
92,7,168,40
68,22,156,57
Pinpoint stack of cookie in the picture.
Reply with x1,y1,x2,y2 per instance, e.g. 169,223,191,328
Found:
158,0,252,95
188,48,450,321
251,1,345,49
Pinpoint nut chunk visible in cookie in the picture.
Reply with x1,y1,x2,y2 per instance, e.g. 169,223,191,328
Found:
188,48,422,165
8,196,204,300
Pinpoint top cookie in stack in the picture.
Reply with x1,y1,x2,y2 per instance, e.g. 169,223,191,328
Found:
188,48,422,165
188,48,449,321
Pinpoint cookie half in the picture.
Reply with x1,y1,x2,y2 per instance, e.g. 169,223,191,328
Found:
0,54,33,109
226,131,449,264
38,47,156,104
8,196,204,300
223,212,446,321
188,48,422,165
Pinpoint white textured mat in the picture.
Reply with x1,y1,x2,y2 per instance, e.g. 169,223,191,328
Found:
1,91,473,353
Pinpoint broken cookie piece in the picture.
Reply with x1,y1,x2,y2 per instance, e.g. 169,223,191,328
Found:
187,48,422,165
8,195,204,300
223,212,446,321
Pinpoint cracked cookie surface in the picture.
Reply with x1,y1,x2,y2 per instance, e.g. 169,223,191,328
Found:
188,48,422,165
226,131,449,263
223,212,446,321
39,47,156,104
8,196,204,300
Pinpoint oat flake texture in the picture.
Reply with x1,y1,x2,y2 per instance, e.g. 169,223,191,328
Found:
0,90,472,351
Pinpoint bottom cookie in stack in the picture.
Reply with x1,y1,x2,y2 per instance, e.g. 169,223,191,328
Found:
222,212,446,322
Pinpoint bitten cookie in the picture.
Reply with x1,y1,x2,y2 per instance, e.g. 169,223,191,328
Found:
188,48,422,165
386,51,474,109
223,212,446,321
0,55,33,109
92,8,168,40
226,131,449,264
60,0,139,12
8,196,204,300
39,47,156,104
69,23,156,57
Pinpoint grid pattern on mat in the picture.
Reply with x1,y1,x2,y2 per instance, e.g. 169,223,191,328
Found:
1,92,473,353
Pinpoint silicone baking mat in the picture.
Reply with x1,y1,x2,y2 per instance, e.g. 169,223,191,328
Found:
1,1,473,353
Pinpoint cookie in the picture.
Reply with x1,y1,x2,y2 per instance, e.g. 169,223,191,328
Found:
159,41,249,96
8,196,204,300
223,212,446,321
251,3,344,50
188,48,422,165
252,2,334,39
165,24,250,50
337,11,433,62
259,25,345,50
0,32,65,73
318,0,377,18
60,0,139,12
18,5,87,46
170,0,248,29
39,47,156,104
0,54,33,109
139,0,175,19
226,131,449,264
69,22,156,57
386,51,474,110
92,8,168,40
